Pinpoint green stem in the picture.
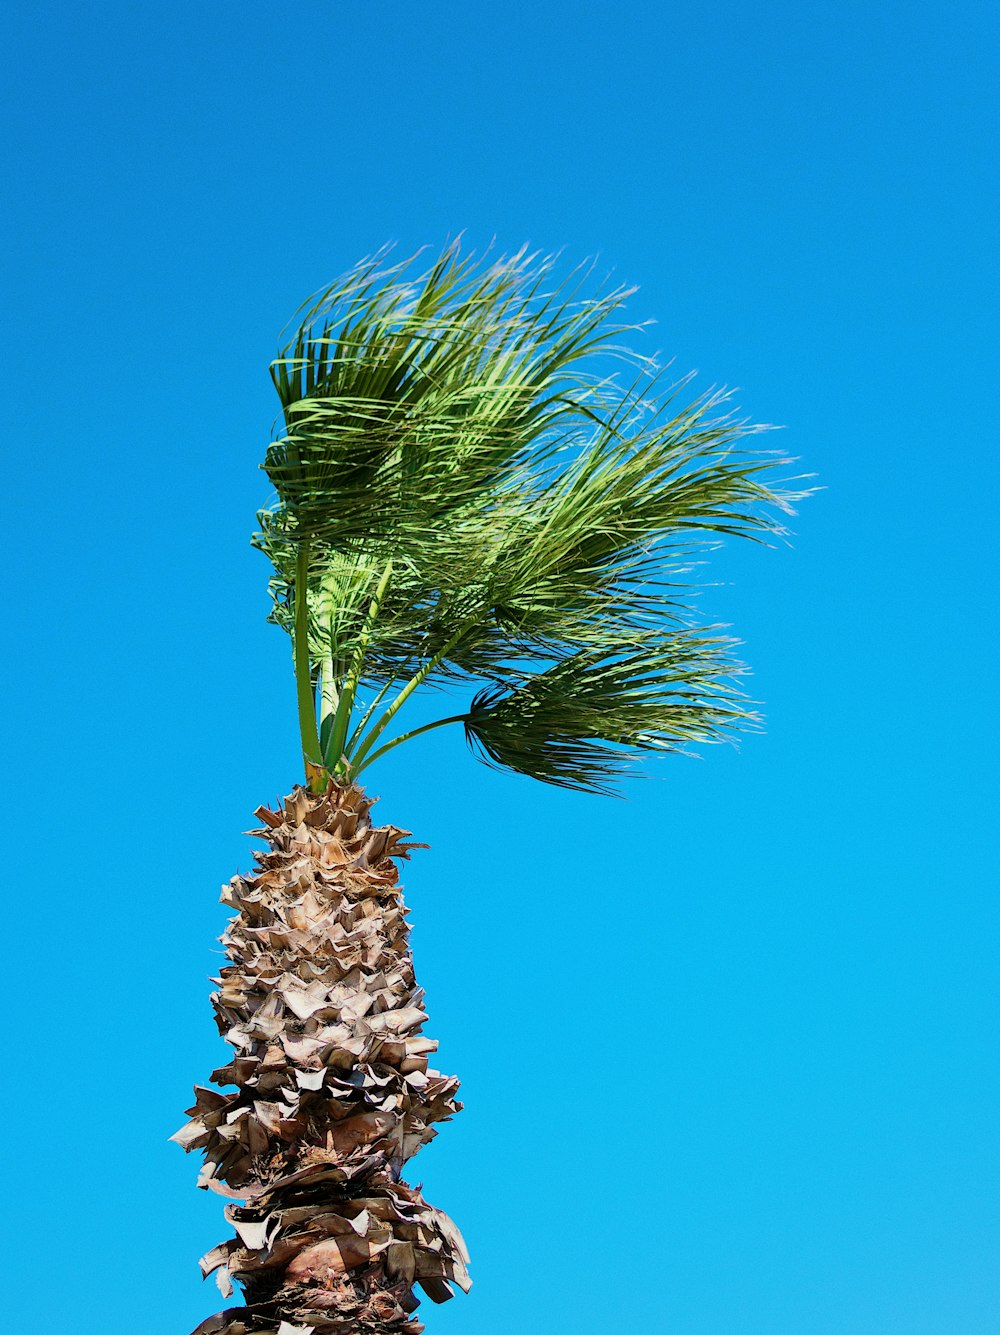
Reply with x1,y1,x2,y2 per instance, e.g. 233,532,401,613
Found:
323,559,394,772
321,652,339,719
319,650,339,755
348,621,473,772
346,672,402,754
294,540,324,776
352,713,470,777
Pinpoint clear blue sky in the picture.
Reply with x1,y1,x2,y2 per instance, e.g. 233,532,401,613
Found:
3,3,997,1332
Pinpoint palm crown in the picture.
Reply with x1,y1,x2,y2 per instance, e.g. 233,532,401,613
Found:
256,242,798,794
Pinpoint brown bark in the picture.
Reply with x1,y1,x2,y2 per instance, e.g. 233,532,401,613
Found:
174,781,470,1334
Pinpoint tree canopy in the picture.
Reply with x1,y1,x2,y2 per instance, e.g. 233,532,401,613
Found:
255,242,801,794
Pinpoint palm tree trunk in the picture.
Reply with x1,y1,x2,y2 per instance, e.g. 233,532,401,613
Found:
174,780,470,1334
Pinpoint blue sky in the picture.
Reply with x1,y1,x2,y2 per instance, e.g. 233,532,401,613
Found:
3,3,998,1332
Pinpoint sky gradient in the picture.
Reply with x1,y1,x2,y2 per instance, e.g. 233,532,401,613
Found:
3,3,998,1332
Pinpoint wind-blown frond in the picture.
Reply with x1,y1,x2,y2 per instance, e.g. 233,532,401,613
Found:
463,634,753,794
263,243,636,551
480,385,795,646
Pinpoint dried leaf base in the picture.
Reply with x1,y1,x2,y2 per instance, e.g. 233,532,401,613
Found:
174,783,470,1335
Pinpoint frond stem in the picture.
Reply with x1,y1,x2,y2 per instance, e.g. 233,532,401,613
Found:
345,671,404,754
319,650,339,755
352,713,470,777
294,540,324,782
347,621,474,772
323,558,394,772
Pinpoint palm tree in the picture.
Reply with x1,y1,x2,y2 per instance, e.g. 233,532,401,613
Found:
174,243,800,1335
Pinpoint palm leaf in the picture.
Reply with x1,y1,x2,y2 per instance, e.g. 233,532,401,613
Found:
262,244,637,550
463,633,754,794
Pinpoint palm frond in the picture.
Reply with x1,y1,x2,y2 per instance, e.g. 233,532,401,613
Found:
426,382,801,658
463,634,754,794
263,243,637,550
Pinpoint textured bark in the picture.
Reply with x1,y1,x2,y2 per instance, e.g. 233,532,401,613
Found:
174,781,470,1335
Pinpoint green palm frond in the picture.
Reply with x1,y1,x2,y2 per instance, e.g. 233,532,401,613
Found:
263,243,636,551
253,241,805,791
463,634,752,794
480,385,793,647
